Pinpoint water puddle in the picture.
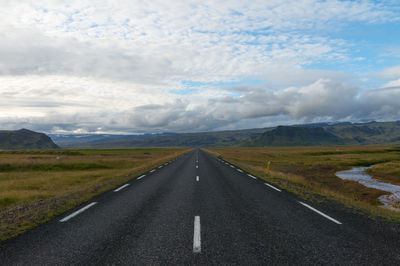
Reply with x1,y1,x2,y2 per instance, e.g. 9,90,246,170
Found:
336,166,400,211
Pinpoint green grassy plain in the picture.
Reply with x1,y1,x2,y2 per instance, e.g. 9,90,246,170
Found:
204,146,400,221
0,148,190,240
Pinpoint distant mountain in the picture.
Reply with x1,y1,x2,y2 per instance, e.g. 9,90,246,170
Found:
49,134,133,147
50,128,271,148
0,129,59,150
48,121,400,148
244,126,345,146
244,121,400,147
324,121,400,145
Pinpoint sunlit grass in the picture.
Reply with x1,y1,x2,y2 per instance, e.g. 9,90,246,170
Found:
204,146,400,221
0,148,191,240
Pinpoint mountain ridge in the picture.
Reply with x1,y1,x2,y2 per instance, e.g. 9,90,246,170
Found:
48,121,400,148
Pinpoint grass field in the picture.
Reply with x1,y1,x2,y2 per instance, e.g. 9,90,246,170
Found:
0,148,190,240
204,146,400,221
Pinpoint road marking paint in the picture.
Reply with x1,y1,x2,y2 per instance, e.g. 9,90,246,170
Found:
150,169,156,173
298,201,342,225
264,183,282,192
196,165,198,168
196,176,199,182
247,174,257,179
230,165,235,168
137,174,146,180
158,166,163,169
193,216,201,253
113,183,130,192
237,169,244,173
60,202,97,222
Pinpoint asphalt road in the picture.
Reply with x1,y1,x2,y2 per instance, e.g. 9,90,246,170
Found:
1,149,400,265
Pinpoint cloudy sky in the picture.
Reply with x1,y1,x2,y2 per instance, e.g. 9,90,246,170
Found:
1,0,400,134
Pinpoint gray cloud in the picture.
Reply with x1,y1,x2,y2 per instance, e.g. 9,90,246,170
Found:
0,1,399,134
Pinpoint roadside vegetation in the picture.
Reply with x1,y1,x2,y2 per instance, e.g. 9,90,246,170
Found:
0,148,190,241
204,146,400,221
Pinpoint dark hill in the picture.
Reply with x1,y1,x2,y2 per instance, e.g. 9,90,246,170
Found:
324,121,400,145
0,129,59,150
245,126,345,146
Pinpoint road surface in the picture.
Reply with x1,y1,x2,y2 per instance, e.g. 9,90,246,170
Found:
1,149,399,265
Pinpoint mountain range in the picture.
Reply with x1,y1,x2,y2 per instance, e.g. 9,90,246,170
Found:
50,121,400,148
1,121,399,150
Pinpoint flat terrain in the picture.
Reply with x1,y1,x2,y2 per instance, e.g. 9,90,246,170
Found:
0,148,189,240
0,149,399,265
205,146,400,220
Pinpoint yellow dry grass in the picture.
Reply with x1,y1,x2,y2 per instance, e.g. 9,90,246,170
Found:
204,146,400,221
0,148,191,240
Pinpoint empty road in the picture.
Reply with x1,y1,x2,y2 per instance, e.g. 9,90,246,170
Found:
1,149,400,265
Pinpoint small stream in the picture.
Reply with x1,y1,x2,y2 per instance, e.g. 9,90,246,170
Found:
336,166,400,211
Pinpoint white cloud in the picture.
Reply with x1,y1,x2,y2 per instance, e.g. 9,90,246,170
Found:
383,79,400,88
0,0,398,133
377,66,400,80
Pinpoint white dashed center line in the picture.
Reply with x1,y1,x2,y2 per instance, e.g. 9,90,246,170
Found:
137,174,146,180
150,169,156,173
298,201,342,225
196,165,198,168
237,169,244,173
196,176,199,182
113,183,130,192
193,216,201,253
60,202,97,222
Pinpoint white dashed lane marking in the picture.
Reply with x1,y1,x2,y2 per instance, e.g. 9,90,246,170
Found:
298,201,342,225
193,216,201,253
264,183,282,192
137,174,146,180
60,202,97,222
113,184,130,192
247,174,257,179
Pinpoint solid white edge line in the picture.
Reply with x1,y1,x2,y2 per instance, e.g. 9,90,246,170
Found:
193,216,201,253
60,202,97,222
247,174,257,180
137,174,146,180
264,183,282,192
298,201,342,225
196,176,199,182
237,169,244,173
113,183,130,192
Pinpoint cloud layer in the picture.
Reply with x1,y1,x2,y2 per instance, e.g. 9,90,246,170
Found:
0,0,399,133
